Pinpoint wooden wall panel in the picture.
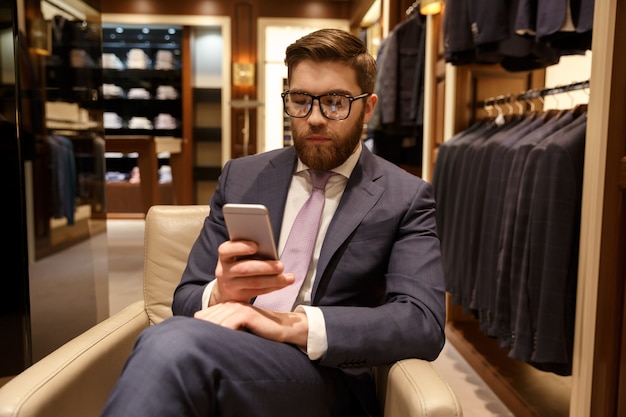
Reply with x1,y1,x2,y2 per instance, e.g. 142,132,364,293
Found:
584,1,626,414
101,0,229,15
258,1,351,20
101,0,354,20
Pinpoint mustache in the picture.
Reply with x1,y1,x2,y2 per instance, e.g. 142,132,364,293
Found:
298,126,328,137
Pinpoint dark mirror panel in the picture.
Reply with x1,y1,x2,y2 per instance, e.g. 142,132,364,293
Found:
1,0,107,376
0,0,32,376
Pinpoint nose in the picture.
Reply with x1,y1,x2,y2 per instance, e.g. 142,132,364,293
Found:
307,98,327,124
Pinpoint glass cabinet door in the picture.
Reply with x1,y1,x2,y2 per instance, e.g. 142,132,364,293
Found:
27,0,109,363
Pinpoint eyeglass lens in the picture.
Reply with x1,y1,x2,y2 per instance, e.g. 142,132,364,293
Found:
284,93,353,120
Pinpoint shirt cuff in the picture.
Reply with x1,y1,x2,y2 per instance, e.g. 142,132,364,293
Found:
295,305,328,360
201,280,216,308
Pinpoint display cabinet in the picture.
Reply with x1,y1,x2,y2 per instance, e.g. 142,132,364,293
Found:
101,24,184,214
36,14,107,259
101,15,231,207
101,24,183,137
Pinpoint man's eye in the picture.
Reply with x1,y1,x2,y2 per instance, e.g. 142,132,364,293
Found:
323,97,345,107
290,94,309,105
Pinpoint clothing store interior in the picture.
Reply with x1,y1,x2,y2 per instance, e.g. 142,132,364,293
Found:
1,0,624,416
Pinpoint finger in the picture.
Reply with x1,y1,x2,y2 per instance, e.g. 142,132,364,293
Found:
218,240,259,262
194,302,251,330
227,258,284,278
194,303,236,322
228,273,295,294
215,275,293,303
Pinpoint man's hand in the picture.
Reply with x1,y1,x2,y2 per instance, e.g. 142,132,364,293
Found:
194,302,309,349
211,240,295,305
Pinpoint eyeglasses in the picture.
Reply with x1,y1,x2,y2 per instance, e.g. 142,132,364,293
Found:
281,91,370,121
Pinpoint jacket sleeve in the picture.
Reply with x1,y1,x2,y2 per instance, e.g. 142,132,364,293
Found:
319,179,446,368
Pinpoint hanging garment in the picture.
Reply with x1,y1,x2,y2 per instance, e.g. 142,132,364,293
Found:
370,12,426,166
432,105,587,375
507,113,587,375
47,134,77,225
443,0,593,70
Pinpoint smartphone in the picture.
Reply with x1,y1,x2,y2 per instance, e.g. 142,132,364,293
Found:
223,203,279,260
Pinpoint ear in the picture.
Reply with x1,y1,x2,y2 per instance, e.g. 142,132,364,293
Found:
362,94,378,124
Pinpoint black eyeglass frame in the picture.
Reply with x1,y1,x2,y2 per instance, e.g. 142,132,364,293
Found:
281,91,370,121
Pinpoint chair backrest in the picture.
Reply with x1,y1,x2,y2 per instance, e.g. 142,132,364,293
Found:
143,205,211,324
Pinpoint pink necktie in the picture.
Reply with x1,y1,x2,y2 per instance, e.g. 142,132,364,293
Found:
254,170,334,311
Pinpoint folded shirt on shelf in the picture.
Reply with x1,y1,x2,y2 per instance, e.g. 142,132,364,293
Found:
128,116,153,130
103,112,123,129
154,113,177,130
103,83,124,98
156,85,179,100
155,50,175,70
102,53,125,69
127,48,150,69
127,88,151,99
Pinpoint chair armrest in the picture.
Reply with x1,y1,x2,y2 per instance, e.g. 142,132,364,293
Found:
378,359,463,417
0,301,149,417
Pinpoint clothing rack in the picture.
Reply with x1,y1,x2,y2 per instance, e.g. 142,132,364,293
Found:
478,79,590,109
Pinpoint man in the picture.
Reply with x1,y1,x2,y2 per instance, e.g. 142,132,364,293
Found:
101,28,445,417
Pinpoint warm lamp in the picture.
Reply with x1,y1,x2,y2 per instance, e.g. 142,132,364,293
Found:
233,62,255,87
420,0,443,15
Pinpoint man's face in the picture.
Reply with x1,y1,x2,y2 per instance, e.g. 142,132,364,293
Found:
288,60,377,171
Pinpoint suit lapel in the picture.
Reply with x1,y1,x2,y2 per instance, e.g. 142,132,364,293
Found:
256,147,297,240
313,148,385,295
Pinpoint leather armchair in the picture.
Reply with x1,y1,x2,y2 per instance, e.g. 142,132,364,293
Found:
0,205,462,417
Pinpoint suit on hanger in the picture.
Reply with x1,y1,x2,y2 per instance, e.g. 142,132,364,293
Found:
433,119,501,305
494,111,576,348
442,0,476,64
509,113,587,375
473,114,546,333
515,0,593,51
172,145,447,416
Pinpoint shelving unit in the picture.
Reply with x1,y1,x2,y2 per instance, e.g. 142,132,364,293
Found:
35,15,107,260
101,24,184,215
99,18,229,206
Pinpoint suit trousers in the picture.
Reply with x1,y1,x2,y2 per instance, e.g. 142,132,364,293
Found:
100,316,369,417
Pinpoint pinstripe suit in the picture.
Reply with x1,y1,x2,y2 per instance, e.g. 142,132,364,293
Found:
508,114,587,375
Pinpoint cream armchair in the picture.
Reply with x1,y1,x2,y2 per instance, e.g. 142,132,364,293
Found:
0,205,462,417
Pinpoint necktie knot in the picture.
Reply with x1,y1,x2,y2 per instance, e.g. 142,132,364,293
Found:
309,169,334,190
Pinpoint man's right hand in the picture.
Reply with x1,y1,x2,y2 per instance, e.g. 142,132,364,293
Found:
210,240,294,305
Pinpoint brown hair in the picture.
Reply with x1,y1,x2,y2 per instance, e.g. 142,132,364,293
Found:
284,28,377,93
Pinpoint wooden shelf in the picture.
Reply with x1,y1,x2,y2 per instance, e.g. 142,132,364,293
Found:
105,182,173,216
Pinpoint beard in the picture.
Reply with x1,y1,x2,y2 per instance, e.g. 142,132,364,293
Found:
291,110,365,171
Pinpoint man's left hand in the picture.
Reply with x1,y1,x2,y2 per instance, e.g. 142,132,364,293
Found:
194,302,309,349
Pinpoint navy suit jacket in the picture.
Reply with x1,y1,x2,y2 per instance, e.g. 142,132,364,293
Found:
173,145,446,369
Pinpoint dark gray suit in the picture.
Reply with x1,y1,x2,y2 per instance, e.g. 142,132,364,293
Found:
102,145,446,417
